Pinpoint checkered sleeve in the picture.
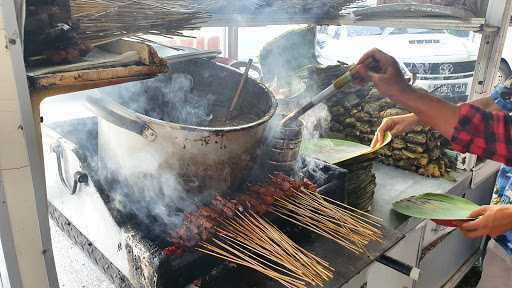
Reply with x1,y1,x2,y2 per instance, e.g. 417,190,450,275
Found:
451,103,512,166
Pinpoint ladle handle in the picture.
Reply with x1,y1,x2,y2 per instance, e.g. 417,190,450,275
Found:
281,58,381,126
86,96,157,142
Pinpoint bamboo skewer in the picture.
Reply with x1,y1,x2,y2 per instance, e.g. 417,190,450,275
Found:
195,174,382,287
197,212,333,288
231,213,329,285
70,0,207,46
272,188,383,255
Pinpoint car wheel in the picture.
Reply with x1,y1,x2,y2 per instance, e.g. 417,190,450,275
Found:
494,61,512,89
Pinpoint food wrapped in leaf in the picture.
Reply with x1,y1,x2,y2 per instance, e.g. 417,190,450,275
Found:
391,138,406,149
381,108,408,118
404,133,427,144
406,143,425,154
306,68,454,177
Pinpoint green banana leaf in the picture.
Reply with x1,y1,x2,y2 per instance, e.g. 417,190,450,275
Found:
392,193,480,220
300,132,392,164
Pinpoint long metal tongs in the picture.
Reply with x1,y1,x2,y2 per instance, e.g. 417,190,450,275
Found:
280,58,380,126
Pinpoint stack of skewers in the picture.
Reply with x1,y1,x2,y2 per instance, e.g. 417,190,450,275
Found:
169,174,383,288
70,0,207,47
195,0,360,17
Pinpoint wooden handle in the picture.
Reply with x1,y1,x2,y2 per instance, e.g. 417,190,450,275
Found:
226,59,253,121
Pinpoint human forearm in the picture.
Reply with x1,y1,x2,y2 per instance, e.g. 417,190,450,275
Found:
468,97,501,112
358,49,512,164
460,205,512,238
356,49,459,139
386,86,459,139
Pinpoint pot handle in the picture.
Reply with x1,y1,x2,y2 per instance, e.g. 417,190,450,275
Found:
86,96,157,142
50,140,89,195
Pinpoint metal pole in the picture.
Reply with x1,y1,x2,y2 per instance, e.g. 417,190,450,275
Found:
227,26,239,60
461,0,512,172
469,0,512,100
0,0,59,287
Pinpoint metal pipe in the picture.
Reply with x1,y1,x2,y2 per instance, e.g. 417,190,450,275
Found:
0,0,59,286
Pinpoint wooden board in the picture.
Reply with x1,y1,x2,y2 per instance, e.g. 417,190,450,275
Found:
28,39,168,97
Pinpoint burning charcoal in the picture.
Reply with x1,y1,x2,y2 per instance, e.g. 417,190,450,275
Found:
163,246,179,256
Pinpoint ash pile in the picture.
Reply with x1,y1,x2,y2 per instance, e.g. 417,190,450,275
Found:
300,64,456,177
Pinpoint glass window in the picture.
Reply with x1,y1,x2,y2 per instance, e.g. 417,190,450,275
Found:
143,27,228,57
237,25,306,61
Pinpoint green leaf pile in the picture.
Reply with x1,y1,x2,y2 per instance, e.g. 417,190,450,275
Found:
392,193,480,220
301,132,391,164
301,138,369,164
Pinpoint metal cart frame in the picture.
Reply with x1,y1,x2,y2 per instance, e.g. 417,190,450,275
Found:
1,1,512,287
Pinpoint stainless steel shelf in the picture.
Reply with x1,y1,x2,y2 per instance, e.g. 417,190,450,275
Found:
334,16,486,31
201,14,486,31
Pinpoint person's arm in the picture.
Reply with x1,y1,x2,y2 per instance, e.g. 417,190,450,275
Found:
358,48,512,166
370,97,499,148
459,205,512,238
469,97,501,112
355,49,459,139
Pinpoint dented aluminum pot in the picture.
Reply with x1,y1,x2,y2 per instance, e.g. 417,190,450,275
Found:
87,59,277,194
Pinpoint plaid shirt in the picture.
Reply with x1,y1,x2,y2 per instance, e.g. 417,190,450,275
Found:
451,103,512,166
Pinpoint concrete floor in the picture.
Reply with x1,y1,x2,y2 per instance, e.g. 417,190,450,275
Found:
50,219,114,288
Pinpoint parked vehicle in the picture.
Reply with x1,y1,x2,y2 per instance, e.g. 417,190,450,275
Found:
316,26,479,103
493,29,512,86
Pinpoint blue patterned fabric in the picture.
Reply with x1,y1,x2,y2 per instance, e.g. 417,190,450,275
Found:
492,166,512,255
491,85,512,113
491,84,512,255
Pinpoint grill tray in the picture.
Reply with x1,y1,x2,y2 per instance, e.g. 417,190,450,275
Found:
44,117,402,288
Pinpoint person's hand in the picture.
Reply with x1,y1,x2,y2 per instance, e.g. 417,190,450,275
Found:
459,205,512,238
370,113,419,148
354,48,412,99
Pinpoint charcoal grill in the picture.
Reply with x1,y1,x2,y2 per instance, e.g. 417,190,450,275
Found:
43,115,408,288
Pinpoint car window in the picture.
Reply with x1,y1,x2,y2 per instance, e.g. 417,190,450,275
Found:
346,26,384,37
447,30,471,38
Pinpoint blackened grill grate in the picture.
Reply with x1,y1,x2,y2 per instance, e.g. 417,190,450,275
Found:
45,117,348,288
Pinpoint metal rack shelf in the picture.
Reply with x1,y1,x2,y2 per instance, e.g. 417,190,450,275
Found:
203,15,486,31
1,0,511,287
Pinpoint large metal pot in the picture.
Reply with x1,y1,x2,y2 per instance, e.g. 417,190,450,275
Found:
87,59,277,195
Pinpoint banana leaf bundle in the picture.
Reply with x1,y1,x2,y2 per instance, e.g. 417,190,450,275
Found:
392,193,479,226
300,134,392,211
300,63,455,178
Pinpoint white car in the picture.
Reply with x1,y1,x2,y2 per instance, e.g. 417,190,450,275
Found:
316,26,479,103
494,29,512,85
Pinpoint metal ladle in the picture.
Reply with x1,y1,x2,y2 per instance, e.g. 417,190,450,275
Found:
280,58,381,127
